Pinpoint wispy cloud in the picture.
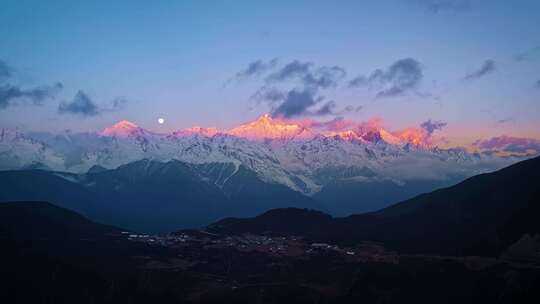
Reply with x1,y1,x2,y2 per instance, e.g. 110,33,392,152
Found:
313,100,337,116
0,59,63,110
109,97,129,112
236,58,278,78
413,0,472,14
0,83,63,110
474,136,540,156
496,117,513,124
349,58,424,98
266,60,346,90
58,91,100,117
252,86,356,118
267,60,311,82
241,59,350,118
271,88,323,118
251,86,285,105
420,119,447,135
58,91,128,117
515,46,540,62
464,59,496,80
0,59,13,81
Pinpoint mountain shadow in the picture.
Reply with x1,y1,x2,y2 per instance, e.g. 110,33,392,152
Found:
0,160,319,233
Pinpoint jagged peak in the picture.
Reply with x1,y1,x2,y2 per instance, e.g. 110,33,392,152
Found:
108,120,139,129
324,130,362,141
101,120,145,137
173,126,221,137
94,116,435,148
377,128,402,145
227,113,315,140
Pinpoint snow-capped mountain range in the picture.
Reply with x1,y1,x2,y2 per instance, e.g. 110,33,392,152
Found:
0,114,520,194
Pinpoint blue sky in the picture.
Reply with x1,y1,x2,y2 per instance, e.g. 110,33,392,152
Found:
0,0,539,142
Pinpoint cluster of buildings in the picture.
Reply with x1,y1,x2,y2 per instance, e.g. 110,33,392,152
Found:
120,230,399,263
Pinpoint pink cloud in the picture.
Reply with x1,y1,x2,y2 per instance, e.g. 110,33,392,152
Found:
473,136,540,156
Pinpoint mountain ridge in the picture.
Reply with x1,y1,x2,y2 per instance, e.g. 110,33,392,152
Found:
208,155,540,256
1,114,531,216
0,159,318,233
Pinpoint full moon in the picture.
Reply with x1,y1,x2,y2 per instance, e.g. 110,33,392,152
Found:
158,118,165,124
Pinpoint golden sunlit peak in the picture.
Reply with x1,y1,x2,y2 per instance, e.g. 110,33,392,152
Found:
228,113,315,140
101,120,143,137
324,130,362,141
394,128,431,147
258,113,272,121
246,113,281,126
378,128,403,145
112,120,139,129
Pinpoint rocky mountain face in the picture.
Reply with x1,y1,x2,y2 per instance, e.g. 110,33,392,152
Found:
1,115,518,190
0,114,525,217
0,159,317,233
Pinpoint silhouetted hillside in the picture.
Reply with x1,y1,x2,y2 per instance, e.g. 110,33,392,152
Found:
0,202,152,304
210,208,333,236
210,156,540,256
2,201,540,303
0,159,318,233
0,201,121,240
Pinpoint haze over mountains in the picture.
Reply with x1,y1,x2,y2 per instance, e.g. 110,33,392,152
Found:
1,114,525,225
0,160,317,232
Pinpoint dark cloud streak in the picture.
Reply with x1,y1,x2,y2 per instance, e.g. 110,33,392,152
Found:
58,91,129,117
241,59,349,118
414,0,471,14
267,60,312,82
464,59,496,80
0,60,13,81
58,91,100,117
314,101,337,116
420,119,447,135
0,59,63,110
515,46,540,62
237,58,278,78
250,86,285,105
304,66,346,89
266,61,346,90
0,83,62,110
349,58,423,98
497,117,513,124
271,88,323,118
474,136,540,156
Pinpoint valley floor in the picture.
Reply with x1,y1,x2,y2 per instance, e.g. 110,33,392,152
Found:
8,229,537,304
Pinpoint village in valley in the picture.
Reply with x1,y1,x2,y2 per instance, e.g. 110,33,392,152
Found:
120,230,400,266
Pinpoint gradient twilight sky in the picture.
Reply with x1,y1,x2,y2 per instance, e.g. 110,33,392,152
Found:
0,0,539,145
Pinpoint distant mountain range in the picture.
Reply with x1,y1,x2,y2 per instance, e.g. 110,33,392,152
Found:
209,155,540,256
0,114,524,218
1,156,540,303
0,160,317,233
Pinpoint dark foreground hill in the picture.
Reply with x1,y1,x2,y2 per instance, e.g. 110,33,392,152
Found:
0,201,121,239
2,201,540,304
0,202,148,304
0,159,318,233
209,156,540,256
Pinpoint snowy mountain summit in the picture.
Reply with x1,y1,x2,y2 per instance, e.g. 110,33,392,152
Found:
0,114,521,194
